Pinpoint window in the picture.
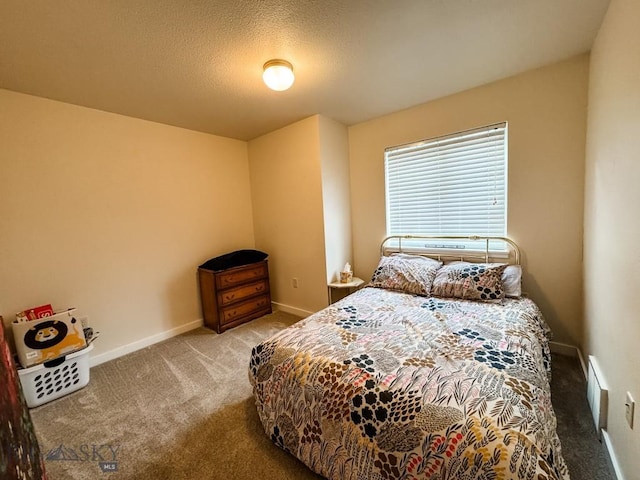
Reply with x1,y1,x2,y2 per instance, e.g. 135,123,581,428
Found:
384,122,507,252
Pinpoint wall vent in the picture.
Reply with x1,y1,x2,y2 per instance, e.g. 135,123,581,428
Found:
587,355,608,439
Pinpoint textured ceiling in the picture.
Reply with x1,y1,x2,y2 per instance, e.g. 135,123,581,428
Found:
0,0,610,141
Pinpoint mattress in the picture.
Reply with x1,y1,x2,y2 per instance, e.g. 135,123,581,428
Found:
249,286,568,480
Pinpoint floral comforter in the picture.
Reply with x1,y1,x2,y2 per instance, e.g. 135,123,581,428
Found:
249,287,568,480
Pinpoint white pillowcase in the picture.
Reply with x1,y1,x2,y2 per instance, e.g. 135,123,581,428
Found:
502,265,522,298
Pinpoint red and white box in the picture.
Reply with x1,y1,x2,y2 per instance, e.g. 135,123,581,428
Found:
17,304,55,321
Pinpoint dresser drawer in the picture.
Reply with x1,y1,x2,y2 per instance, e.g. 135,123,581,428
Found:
217,280,269,306
215,263,267,289
220,295,271,325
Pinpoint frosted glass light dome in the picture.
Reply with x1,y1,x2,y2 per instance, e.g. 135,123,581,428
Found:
262,59,295,91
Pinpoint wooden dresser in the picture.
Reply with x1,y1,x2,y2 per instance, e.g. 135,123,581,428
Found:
198,260,272,333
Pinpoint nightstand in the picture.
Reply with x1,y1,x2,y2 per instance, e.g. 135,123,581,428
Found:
327,277,365,304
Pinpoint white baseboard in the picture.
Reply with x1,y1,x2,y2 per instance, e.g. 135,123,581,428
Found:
576,347,588,380
602,430,625,480
89,318,203,367
271,301,314,318
549,341,579,357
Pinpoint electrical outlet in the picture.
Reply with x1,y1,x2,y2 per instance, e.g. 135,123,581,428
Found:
626,392,635,429
292,277,298,288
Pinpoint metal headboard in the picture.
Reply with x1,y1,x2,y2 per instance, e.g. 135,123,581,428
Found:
380,235,521,265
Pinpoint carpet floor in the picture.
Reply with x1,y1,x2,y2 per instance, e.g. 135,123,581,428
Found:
550,353,616,479
31,311,615,479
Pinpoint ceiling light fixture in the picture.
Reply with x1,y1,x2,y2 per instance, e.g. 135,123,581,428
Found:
262,59,295,91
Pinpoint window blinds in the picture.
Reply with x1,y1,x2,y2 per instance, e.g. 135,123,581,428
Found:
385,123,507,245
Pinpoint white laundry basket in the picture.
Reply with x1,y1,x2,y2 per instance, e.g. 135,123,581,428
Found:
18,343,93,408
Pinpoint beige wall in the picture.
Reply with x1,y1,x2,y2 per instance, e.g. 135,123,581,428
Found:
584,0,640,476
249,114,351,313
0,89,255,361
319,116,352,284
248,116,328,313
349,55,589,346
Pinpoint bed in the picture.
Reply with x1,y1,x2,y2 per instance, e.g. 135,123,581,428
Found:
249,236,568,480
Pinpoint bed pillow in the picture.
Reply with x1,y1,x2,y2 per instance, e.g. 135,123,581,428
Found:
390,252,442,268
369,254,442,296
502,265,522,298
446,261,522,298
432,263,508,302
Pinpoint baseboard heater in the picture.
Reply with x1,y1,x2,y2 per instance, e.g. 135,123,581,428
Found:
587,355,608,440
